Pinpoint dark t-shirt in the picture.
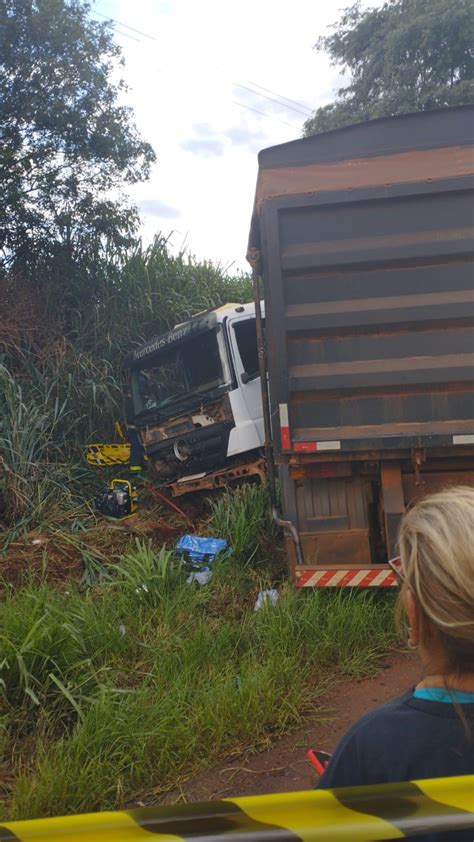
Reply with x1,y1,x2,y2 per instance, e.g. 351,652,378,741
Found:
318,690,474,841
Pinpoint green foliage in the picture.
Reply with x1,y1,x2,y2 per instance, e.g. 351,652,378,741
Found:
0,362,81,529
0,555,397,818
0,356,117,541
207,483,279,570
1,0,155,277
304,0,474,135
111,540,185,608
0,239,252,534
1,581,102,717
78,235,253,357
0,3,252,540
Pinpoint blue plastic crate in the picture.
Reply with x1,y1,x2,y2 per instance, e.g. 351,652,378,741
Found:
175,535,230,566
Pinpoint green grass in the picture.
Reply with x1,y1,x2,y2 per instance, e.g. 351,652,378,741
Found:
0,536,397,820
206,483,283,576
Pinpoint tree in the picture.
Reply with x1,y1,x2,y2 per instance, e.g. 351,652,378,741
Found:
303,0,474,136
0,0,156,276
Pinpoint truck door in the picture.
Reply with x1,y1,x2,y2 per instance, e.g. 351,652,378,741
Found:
228,316,264,446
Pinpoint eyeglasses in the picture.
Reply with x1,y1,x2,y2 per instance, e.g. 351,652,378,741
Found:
388,555,405,585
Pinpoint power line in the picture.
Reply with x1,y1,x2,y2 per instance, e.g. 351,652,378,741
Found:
109,27,141,43
233,101,300,131
247,80,313,115
233,81,311,117
91,9,156,40
88,11,306,132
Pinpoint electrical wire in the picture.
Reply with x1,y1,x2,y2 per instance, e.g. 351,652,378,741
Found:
90,10,306,132
247,80,313,115
90,13,142,41
110,27,141,42
233,100,300,130
91,9,157,40
90,12,312,125
233,81,311,117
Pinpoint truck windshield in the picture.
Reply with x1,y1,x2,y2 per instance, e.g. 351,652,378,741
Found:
131,326,231,416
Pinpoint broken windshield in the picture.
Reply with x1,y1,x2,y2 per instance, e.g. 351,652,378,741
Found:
131,326,231,416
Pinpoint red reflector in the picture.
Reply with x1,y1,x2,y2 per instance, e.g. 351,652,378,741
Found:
281,426,291,449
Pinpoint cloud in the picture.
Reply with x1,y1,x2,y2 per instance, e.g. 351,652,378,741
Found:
192,122,215,136
138,198,180,218
181,123,265,157
180,137,225,157
115,0,369,269
224,125,266,146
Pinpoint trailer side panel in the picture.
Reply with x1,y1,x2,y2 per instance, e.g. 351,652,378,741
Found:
251,106,474,571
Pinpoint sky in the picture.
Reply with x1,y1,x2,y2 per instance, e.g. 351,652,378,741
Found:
90,0,373,272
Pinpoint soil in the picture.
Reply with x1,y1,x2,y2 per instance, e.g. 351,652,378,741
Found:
157,650,420,804
0,496,198,586
0,534,84,585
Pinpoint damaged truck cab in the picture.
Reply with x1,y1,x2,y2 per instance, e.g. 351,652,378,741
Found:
124,303,266,495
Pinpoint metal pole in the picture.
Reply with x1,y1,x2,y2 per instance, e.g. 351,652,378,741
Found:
251,260,277,509
249,249,303,567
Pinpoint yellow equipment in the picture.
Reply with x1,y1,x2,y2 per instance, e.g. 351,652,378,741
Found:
94,478,138,520
85,443,131,467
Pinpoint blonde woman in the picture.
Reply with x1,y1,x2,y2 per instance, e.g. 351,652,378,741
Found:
318,486,474,790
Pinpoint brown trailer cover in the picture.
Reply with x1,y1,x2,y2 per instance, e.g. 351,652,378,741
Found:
248,106,474,575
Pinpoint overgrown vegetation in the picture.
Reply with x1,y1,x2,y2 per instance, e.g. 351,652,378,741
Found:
1,530,397,819
207,484,281,570
0,236,251,541
1,0,154,276
304,0,474,135
0,1,251,542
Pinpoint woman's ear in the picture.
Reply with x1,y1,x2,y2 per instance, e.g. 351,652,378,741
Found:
403,588,419,647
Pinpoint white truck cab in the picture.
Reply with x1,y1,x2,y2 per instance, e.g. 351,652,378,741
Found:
124,302,265,494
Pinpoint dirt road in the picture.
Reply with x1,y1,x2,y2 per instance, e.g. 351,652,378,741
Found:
160,650,419,803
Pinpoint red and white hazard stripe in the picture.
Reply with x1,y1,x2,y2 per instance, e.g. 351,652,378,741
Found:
279,403,291,449
296,568,397,588
293,440,341,453
278,405,343,454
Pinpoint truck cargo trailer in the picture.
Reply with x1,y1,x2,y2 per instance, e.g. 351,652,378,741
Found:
247,105,474,587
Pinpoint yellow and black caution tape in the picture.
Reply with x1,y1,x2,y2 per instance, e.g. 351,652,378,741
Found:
1,775,473,840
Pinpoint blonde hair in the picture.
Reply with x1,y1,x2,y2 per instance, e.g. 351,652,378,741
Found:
397,485,474,673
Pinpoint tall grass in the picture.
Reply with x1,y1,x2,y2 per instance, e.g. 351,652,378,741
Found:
1,540,397,820
207,484,281,571
87,236,252,356
0,237,252,537
0,364,89,541
0,363,110,560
